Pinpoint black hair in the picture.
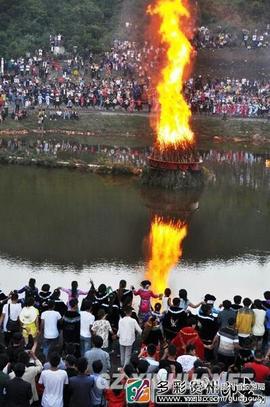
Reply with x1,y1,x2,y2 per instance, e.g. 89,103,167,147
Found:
154,303,161,312
92,335,103,348
71,281,78,299
82,300,92,311
222,300,232,310
29,278,36,290
125,306,133,315
264,291,270,301
98,284,107,295
253,299,262,309
92,360,103,374
17,351,30,366
48,300,55,310
41,284,50,292
168,344,177,357
186,344,196,354
119,280,127,289
11,292,19,301
233,295,242,304
25,297,35,307
49,352,61,368
124,364,135,377
65,354,77,367
147,344,156,357
77,357,88,374
172,297,180,307
97,309,106,319
200,303,211,316
243,297,252,307
164,288,171,297
137,359,149,374
179,289,188,301
14,362,25,378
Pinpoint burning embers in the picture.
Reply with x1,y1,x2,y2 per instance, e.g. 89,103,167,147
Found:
144,0,203,184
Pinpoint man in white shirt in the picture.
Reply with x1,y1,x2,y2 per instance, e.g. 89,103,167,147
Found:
40,301,62,360
117,307,142,366
80,300,95,355
39,353,68,407
176,344,198,373
0,291,22,346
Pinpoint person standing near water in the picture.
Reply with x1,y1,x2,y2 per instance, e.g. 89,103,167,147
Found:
133,280,162,322
60,281,88,306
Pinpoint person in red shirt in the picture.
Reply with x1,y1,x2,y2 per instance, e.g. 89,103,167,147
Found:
244,351,270,382
105,388,125,407
171,317,205,360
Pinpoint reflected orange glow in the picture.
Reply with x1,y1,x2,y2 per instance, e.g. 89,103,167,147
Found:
145,216,188,294
266,160,270,168
147,0,195,151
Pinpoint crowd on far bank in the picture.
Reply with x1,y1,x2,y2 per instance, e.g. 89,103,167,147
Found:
0,34,270,123
194,25,270,49
0,278,270,406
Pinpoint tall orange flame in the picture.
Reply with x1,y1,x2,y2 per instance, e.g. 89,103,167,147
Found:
148,0,194,150
145,216,188,295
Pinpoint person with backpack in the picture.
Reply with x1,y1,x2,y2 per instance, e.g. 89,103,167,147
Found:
0,292,22,346
17,279,38,304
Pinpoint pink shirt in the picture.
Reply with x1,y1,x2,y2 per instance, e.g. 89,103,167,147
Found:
61,288,88,304
134,288,159,313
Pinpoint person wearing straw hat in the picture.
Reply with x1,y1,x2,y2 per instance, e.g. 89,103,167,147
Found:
19,297,39,346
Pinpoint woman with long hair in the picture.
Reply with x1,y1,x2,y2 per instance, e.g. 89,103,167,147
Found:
59,281,88,305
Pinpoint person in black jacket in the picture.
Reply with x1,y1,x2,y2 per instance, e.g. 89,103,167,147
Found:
6,363,32,407
197,303,219,361
62,299,81,357
162,298,188,341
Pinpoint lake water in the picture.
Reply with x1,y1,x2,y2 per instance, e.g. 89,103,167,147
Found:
0,151,269,305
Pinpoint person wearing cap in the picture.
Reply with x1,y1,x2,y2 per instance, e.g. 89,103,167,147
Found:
133,280,161,322
19,297,39,346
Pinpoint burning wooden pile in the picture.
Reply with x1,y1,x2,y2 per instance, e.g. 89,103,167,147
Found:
143,0,204,189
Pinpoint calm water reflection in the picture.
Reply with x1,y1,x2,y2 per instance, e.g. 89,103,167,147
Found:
0,154,269,303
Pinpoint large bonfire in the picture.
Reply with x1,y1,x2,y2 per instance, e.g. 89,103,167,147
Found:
148,0,195,155
145,0,196,294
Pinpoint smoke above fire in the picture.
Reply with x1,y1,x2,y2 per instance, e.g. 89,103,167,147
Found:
147,0,195,151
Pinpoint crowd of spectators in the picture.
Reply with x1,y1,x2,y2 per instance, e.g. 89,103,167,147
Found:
193,25,270,49
1,31,270,123
185,77,270,118
0,278,270,406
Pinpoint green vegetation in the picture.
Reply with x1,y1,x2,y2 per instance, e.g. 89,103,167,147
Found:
0,0,121,57
1,0,269,58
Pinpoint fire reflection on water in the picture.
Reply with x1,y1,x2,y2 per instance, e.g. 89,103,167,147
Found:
145,216,188,295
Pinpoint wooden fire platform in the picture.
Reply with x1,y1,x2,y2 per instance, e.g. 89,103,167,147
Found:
148,157,202,172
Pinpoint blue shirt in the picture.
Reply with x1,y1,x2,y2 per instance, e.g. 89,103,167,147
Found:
69,375,94,407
